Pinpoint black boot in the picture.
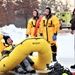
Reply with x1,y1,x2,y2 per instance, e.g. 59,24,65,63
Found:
51,44,57,62
26,56,34,66
21,59,36,73
29,52,33,55
14,65,27,74
70,64,75,69
52,54,57,61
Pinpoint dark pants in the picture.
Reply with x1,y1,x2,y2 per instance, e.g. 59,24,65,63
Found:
51,44,57,61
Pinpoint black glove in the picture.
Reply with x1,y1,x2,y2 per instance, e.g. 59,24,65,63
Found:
26,34,29,38
52,33,57,40
40,33,43,37
1,50,11,56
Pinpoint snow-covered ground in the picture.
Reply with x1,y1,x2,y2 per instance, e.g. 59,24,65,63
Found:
0,24,75,72
57,33,75,72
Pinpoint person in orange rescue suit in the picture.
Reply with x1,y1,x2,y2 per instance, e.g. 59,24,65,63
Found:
0,34,35,74
0,34,13,52
26,9,40,37
26,9,40,55
39,7,60,61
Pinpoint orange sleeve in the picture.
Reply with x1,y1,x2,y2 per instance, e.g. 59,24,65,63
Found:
26,19,32,35
0,34,3,40
52,16,60,33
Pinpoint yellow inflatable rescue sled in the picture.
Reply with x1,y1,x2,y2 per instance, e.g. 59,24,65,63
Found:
0,37,52,72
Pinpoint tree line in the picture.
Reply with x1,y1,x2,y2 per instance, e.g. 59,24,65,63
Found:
0,0,72,27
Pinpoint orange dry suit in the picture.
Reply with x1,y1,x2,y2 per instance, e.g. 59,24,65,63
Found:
26,17,40,37
40,15,60,44
40,15,60,61
0,34,11,52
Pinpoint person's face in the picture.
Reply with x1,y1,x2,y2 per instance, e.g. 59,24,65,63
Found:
7,38,13,45
45,9,50,15
33,11,37,17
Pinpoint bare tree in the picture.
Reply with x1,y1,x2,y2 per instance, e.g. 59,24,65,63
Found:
15,0,39,18
0,1,7,26
0,0,16,26
0,0,39,27
63,0,71,11
54,0,72,12
5,0,15,24
39,0,55,13
39,0,72,13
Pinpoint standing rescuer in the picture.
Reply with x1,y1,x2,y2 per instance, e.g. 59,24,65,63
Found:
26,9,40,37
40,7,60,61
0,34,13,52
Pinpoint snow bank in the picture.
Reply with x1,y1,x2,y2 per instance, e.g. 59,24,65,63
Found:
57,33,74,58
0,24,26,44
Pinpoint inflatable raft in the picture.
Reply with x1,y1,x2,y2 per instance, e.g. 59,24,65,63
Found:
0,37,52,72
